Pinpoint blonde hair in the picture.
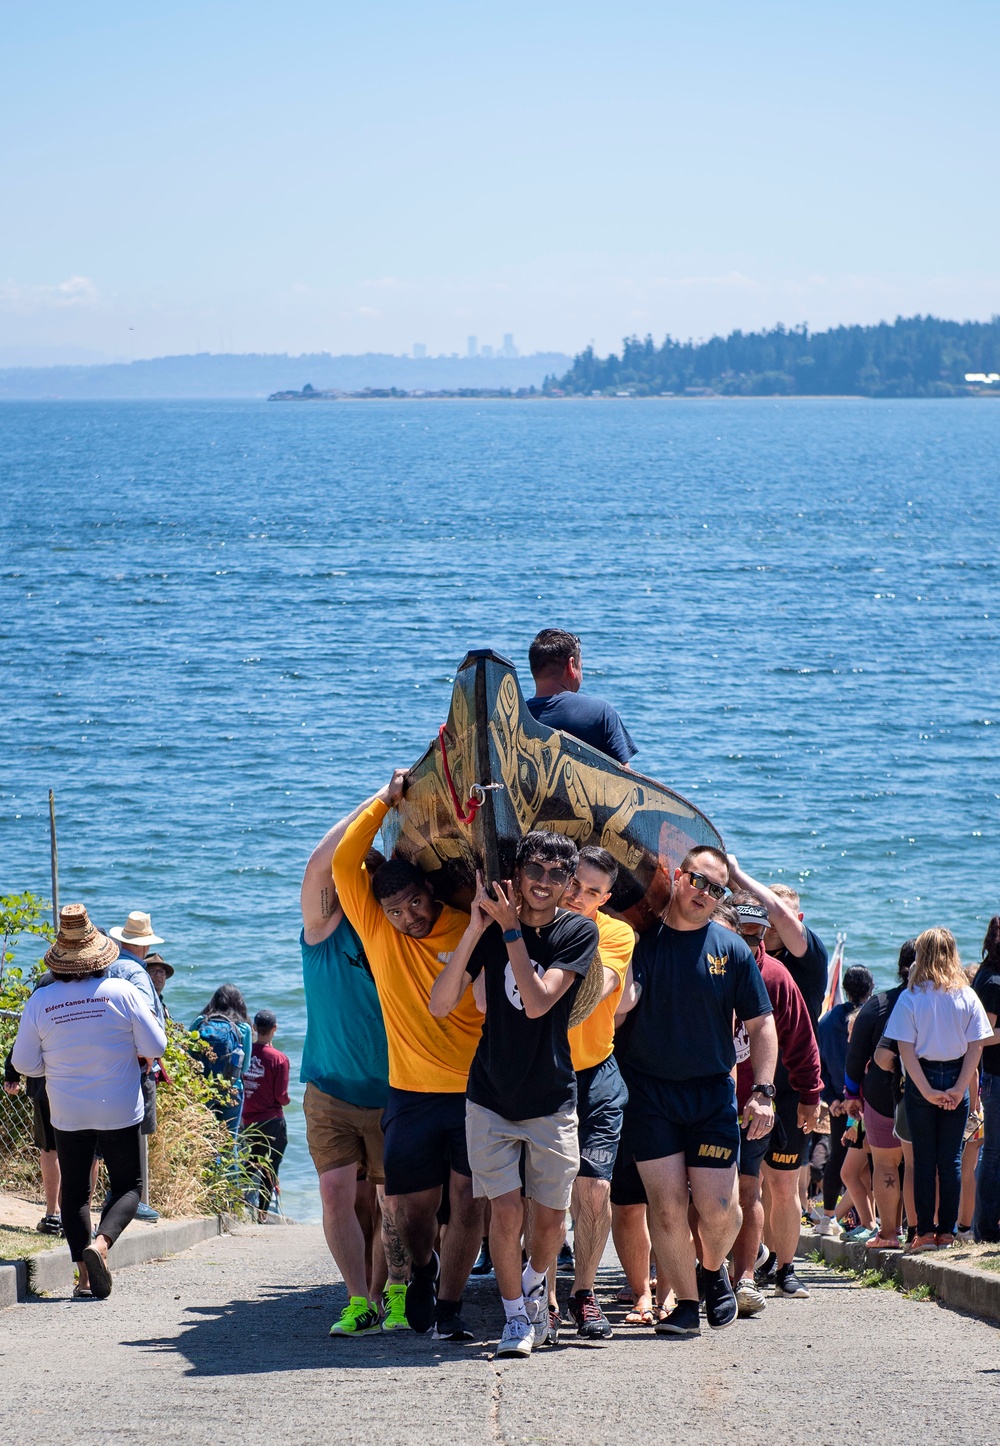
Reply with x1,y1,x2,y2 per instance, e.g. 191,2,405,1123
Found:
910,928,966,993
770,883,801,910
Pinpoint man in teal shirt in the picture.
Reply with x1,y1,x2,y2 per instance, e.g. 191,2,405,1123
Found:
300,802,403,1337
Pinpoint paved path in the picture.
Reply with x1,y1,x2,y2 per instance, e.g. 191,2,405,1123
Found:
2,1224,998,1444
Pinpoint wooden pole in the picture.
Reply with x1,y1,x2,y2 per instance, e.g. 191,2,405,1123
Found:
48,789,59,929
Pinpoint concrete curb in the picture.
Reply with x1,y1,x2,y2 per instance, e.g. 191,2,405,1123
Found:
798,1230,1000,1327
1,1215,223,1304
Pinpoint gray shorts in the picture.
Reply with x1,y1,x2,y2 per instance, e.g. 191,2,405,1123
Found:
465,1100,580,1211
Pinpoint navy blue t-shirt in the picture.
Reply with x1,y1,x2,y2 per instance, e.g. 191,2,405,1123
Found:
771,926,828,1031
617,921,772,1082
527,691,637,765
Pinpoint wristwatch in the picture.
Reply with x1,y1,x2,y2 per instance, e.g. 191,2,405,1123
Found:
502,928,523,944
751,1082,776,1100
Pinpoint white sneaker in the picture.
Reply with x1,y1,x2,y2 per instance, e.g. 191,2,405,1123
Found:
734,1278,768,1317
956,1227,975,1243
522,1276,551,1347
496,1316,533,1358
813,1214,842,1238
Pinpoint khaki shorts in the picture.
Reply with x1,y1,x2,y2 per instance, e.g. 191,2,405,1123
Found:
302,1082,385,1183
466,1100,579,1211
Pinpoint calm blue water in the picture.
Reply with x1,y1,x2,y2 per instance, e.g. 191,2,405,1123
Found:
2,398,998,1220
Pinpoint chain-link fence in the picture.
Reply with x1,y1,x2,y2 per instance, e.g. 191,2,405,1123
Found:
0,1006,43,1197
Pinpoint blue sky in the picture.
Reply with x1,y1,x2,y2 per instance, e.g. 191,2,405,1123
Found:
2,2,998,362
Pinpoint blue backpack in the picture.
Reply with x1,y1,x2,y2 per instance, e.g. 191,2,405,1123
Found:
196,1017,244,1082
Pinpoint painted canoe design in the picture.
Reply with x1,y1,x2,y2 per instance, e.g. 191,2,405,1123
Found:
381,648,724,933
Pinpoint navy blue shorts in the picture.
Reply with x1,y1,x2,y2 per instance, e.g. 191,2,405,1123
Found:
610,1150,648,1207
381,1088,471,1197
763,1092,809,1171
577,1055,629,1181
620,1068,740,1172
738,1123,771,1178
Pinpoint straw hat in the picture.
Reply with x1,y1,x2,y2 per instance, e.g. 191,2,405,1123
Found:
108,910,164,947
144,951,174,980
45,904,120,978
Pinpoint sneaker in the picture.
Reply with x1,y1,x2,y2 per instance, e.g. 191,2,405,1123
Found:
557,1240,574,1273
380,1283,411,1331
330,1297,380,1336
695,1261,706,1302
734,1278,768,1317
568,1289,613,1340
654,1299,701,1336
134,1202,160,1223
496,1315,533,1358
907,1234,938,1255
774,1266,809,1299
813,1214,842,1238
956,1227,975,1244
36,1214,63,1236
754,1241,770,1271
405,1249,439,1334
522,1272,552,1347
547,1307,562,1344
754,1249,777,1287
702,1265,738,1329
470,1240,493,1276
842,1225,877,1244
432,1306,474,1341
935,1233,957,1250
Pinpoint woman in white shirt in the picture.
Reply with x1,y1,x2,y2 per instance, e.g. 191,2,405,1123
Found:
885,927,992,1254
13,904,167,1298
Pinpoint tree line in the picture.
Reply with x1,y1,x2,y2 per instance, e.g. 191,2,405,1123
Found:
547,315,1000,397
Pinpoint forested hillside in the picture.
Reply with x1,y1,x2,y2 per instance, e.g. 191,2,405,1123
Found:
548,315,1000,397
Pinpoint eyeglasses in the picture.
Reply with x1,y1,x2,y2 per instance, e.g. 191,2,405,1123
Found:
522,860,572,887
685,870,728,901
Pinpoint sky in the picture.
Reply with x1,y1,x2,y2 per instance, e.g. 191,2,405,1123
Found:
2,1,999,364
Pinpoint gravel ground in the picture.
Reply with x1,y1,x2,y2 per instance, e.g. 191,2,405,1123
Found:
1,1223,998,1444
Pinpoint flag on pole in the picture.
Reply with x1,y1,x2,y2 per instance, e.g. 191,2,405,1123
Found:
821,932,846,1017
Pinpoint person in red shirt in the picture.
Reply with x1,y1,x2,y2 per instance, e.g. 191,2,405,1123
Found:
242,1009,291,1222
726,897,823,1312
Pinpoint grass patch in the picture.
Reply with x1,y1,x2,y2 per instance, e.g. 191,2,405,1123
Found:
974,1255,1000,1274
857,1267,896,1290
806,1248,825,1265
904,1283,935,1301
0,1223,62,1259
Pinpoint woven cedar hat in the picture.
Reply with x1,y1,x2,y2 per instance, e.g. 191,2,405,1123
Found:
44,903,120,977
567,947,606,1030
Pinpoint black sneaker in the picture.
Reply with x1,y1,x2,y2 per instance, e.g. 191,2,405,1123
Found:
654,1299,701,1336
405,1249,439,1334
754,1249,777,1287
568,1289,613,1340
774,1265,809,1299
432,1298,474,1341
702,1266,738,1330
557,1241,574,1273
470,1240,493,1276
695,1261,706,1303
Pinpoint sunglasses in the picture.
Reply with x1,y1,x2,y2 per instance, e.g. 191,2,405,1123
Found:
521,860,572,887
685,870,728,901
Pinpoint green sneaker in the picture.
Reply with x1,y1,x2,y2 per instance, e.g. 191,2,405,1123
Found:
329,1296,380,1336
381,1282,411,1331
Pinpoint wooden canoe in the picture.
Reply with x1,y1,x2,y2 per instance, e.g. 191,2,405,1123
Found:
380,648,725,933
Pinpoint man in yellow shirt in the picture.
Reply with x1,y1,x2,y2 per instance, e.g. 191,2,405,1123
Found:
332,769,485,1342
557,845,635,1340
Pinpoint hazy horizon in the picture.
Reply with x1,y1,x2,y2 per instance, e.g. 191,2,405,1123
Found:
4,3,999,363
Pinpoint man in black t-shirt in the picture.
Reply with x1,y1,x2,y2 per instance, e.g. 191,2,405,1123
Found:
430,831,598,1359
615,847,778,1337
726,858,828,1029
973,923,1000,1241
525,628,637,766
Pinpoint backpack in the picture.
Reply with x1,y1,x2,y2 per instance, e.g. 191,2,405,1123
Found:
196,1017,244,1082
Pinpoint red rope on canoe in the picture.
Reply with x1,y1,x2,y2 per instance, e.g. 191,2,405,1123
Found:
438,724,482,825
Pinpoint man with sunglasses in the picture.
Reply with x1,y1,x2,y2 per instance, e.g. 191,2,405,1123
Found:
615,847,778,1337
430,832,599,1358
727,895,822,1312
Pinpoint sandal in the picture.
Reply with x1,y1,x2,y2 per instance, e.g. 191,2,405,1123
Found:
624,1305,655,1325
865,1233,904,1250
72,1286,95,1299
81,1245,112,1299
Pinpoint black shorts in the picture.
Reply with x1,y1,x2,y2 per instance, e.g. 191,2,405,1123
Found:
381,1088,471,1197
32,1091,56,1153
738,1123,771,1179
621,1068,740,1172
609,1150,648,1207
763,1093,809,1171
577,1055,629,1182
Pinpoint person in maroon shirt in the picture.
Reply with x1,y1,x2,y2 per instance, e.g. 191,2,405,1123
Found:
243,1009,291,1222
725,898,822,1312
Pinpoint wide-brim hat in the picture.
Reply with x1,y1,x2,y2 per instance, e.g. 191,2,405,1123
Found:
144,951,174,979
45,904,120,977
109,910,164,947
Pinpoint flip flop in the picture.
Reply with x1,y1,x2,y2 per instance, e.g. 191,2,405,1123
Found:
82,1246,112,1299
624,1306,654,1325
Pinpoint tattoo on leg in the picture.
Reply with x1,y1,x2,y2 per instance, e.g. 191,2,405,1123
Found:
382,1209,408,1282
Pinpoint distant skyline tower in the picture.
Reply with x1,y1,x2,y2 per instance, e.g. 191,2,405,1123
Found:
502,333,518,358
480,344,494,358
413,342,426,358
467,335,478,358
